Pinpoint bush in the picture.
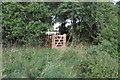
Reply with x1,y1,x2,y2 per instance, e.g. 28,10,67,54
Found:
2,2,52,46
87,40,118,58
86,46,118,78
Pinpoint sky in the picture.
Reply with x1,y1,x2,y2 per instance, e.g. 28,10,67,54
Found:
113,0,120,4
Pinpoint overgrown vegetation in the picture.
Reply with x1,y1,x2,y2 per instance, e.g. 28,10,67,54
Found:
2,2,52,46
2,2,119,78
3,47,118,78
2,2,118,46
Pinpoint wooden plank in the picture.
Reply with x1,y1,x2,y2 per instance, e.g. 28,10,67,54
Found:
52,34,66,49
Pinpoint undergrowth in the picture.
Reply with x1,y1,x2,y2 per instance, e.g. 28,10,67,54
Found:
2,46,118,78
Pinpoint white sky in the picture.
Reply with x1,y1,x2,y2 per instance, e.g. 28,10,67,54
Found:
113,0,119,4
113,0,119,2
53,22,61,31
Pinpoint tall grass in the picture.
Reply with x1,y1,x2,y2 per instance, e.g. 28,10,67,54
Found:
2,46,118,78
0,44,2,79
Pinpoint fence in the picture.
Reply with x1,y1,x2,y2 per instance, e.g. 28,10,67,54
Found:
52,34,66,49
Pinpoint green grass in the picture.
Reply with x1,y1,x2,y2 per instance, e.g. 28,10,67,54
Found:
2,46,118,78
0,46,2,80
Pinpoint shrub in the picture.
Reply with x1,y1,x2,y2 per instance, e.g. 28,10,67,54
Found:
2,2,52,46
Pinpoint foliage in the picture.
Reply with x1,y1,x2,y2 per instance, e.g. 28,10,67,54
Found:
2,2,119,78
2,2,118,46
95,5,118,57
55,2,118,44
2,47,118,78
21,21,50,46
2,2,52,46
54,2,118,57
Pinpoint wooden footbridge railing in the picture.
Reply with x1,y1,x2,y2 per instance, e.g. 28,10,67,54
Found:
46,32,66,49
52,34,66,49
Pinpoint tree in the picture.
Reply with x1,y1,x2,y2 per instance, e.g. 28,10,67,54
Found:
54,2,118,45
2,2,52,46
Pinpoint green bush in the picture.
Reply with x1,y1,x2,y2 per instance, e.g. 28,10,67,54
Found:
2,2,52,46
86,46,118,78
